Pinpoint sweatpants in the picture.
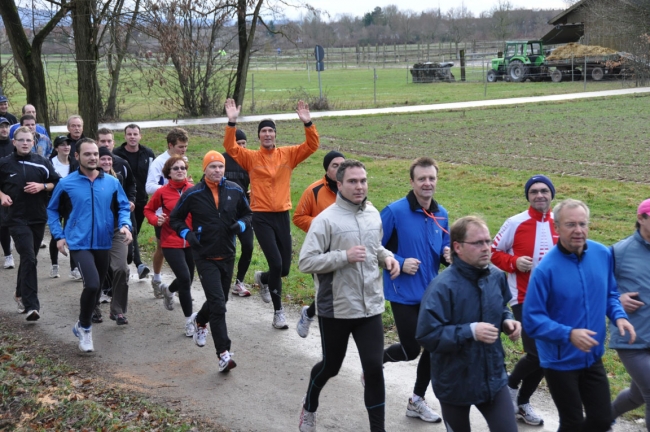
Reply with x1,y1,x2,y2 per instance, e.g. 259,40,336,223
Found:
10,224,45,313
108,230,130,316
544,359,612,432
612,349,650,431
194,256,234,355
162,247,195,317
439,385,518,432
252,211,292,311
71,249,110,328
383,302,431,398
508,303,544,405
234,225,254,283
1,225,11,256
304,314,385,432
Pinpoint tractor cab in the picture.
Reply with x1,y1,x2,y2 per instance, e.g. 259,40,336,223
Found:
488,40,546,82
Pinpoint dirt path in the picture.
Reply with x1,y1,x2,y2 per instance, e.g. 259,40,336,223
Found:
1,237,645,431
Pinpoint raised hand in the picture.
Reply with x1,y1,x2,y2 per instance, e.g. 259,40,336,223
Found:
296,100,311,123
225,98,241,123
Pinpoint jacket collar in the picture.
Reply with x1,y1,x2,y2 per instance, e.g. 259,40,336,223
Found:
557,239,589,260
12,148,33,160
634,230,650,249
336,192,366,212
406,190,439,213
527,205,552,222
453,256,491,281
324,175,338,194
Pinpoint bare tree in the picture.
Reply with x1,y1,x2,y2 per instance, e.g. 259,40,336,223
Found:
490,0,513,42
446,3,474,53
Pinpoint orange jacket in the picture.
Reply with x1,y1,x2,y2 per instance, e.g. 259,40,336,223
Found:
292,175,337,233
223,125,319,212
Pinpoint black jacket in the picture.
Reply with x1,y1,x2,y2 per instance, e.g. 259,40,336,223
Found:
223,151,250,192
1,112,18,125
169,178,252,260
113,143,155,205
0,149,60,226
0,139,13,158
111,153,137,204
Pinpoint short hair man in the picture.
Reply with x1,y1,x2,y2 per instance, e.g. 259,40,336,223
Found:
9,104,49,139
0,95,18,124
223,129,254,297
378,156,451,423
112,124,155,284
610,199,650,426
298,159,400,432
47,139,133,352
293,150,345,337
170,150,252,373
524,199,636,431
0,126,60,320
20,114,52,157
64,115,85,156
491,174,558,425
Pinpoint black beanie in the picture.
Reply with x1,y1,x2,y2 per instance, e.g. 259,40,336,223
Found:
525,174,555,199
257,119,276,137
235,129,247,142
323,150,345,171
98,147,113,159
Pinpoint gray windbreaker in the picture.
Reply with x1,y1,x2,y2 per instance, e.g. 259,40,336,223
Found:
299,194,393,319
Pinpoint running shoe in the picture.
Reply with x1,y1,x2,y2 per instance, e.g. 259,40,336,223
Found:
70,267,82,281
4,255,14,269
40,240,46,249
99,292,111,304
92,306,103,323
272,308,289,330
218,350,237,373
137,263,150,280
185,313,197,337
508,386,519,413
25,310,40,321
73,321,94,352
116,314,128,325
50,264,60,278
254,270,271,303
299,397,316,432
14,296,25,314
231,280,251,297
296,305,313,338
194,323,209,347
406,397,442,423
517,403,544,426
162,283,174,311
151,279,163,299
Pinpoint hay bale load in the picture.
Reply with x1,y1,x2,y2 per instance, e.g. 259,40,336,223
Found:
546,43,617,61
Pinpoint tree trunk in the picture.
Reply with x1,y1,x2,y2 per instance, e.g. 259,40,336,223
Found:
0,1,68,135
232,0,264,109
71,0,101,138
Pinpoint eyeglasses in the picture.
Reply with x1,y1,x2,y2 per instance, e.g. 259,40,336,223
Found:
459,240,492,247
562,222,588,229
171,166,187,171
528,188,551,196
15,139,34,143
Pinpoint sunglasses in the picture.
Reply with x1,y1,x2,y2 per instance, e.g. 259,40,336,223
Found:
171,166,187,171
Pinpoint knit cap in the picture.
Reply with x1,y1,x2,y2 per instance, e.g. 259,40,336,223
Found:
203,150,225,171
323,150,345,171
525,175,555,199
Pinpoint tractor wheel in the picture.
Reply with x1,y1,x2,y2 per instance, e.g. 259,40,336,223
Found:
591,67,604,81
551,69,563,83
487,69,498,83
507,60,527,83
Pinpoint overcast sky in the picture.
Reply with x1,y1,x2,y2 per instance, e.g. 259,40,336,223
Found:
285,0,569,20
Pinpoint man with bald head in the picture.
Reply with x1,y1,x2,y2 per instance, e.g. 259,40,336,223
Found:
9,104,49,139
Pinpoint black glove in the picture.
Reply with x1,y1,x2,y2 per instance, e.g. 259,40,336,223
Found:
186,231,201,248
230,222,242,234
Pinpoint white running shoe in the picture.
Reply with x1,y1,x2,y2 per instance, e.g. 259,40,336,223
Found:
162,283,174,310
151,279,163,299
70,267,82,281
272,308,289,330
296,306,314,338
73,321,94,352
517,403,544,426
4,255,14,269
299,397,316,432
231,280,251,297
14,296,25,314
99,292,111,304
254,271,271,303
194,324,209,347
137,264,150,280
50,264,60,278
406,397,442,423
508,386,519,413
218,350,237,373
185,313,197,337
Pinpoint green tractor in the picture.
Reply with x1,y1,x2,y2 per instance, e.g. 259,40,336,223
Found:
487,40,547,83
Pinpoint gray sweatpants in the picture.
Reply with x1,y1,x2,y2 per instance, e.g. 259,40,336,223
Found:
612,349,650,431
109,229,130,316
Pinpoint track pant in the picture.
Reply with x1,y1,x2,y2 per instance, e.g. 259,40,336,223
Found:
508,303,544,405
194,256,233,355
129,206,146,267
10,224,45,313
439,385,518,432
234,225,254,283
612,349,650,431
1,225,11,256
544,359,612,432
71,249,110,328
108,230,130,316
252,211,292,311
304,314,385,432
162,247,195,317
49,218,76,269
383,302,431,398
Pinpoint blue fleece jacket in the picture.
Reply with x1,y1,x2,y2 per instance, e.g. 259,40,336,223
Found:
524,240,628,371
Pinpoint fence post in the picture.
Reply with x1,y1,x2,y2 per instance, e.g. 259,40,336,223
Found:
251,73,255,112
383,43,386,68
374,68,377,105
406,63,409,84
584,56,587,91
460,49,466,82
483,59,487,97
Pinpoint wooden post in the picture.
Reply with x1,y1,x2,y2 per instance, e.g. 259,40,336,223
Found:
460,49,466,82
383,43,386,68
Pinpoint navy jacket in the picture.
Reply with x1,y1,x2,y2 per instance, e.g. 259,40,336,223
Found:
113,143,155,205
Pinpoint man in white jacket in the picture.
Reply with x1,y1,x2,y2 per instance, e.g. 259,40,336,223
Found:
297,159,400,432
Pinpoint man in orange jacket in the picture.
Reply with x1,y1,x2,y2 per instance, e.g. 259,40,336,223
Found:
223,98,319,329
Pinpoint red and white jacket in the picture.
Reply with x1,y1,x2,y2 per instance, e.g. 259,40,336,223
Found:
491,206,558,306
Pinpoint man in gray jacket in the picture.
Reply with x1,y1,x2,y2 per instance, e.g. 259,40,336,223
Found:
297,159,400,432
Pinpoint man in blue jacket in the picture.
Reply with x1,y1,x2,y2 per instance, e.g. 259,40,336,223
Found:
524,198,636,432
48,139,133,353
380,156,449,423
